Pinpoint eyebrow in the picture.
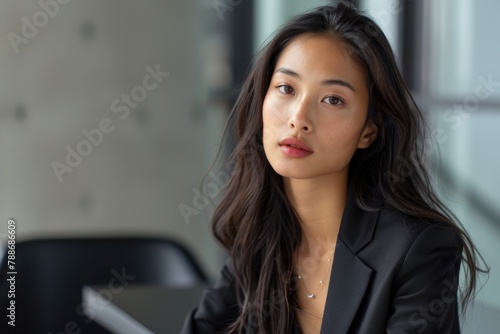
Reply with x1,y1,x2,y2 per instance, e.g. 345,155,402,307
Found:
275,67,356,92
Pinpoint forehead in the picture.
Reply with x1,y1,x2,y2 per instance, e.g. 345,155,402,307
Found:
274,34,366,86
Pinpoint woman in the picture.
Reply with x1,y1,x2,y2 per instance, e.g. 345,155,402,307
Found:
182,1,485,333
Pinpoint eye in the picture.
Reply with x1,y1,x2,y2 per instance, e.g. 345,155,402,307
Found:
322,96,344,106
276,84,294,95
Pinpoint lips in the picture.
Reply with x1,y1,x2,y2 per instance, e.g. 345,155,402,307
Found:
279,137,313,152
279,137,313,158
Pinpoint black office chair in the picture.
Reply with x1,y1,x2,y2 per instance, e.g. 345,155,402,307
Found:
0,236,208,334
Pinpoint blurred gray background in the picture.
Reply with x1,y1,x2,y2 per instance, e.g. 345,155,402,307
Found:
0,0,498,332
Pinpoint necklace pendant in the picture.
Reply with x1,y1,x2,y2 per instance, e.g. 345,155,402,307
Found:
307,293,314,299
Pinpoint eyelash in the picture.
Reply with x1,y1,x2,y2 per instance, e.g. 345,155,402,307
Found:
275,84,345,106
276,84,294,95
322,96,344,106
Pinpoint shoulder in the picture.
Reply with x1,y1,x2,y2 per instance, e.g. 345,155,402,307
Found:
375,204,462,250
180,257,239,334
366,206,464,333
359,204,463,275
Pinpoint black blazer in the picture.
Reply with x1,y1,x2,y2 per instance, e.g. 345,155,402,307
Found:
181,188,463,333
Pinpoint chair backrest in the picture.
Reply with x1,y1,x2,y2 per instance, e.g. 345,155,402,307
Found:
0,236,207,333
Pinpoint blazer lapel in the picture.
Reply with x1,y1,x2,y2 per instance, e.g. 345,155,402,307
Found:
320,185,381,334
320,240,372,334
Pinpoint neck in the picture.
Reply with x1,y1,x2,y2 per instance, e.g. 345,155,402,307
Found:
284,174,348,256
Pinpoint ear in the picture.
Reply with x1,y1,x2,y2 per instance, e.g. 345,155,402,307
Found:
357,120,378,149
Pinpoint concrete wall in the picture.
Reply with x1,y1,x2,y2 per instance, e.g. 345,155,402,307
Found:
0,0,227,279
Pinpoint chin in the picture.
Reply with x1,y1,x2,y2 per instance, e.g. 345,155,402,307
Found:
268,163,315,180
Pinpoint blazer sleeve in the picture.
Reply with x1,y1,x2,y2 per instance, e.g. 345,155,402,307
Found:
385,224,463,334
180,256,240,334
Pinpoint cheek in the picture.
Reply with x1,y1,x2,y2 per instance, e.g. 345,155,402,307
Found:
262,95,271,124
262,95,279,140
262,93,276,119
262,96,274,161
321,123,362,154
263,93,289,122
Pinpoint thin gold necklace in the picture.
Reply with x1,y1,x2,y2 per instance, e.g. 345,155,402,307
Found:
295,250,334,299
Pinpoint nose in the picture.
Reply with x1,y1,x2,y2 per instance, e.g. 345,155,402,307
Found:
288,97,312,132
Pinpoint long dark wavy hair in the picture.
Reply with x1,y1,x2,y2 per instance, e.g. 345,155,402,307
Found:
209,1,486,333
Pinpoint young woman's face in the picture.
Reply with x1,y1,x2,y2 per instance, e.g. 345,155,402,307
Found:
262,34,377,181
